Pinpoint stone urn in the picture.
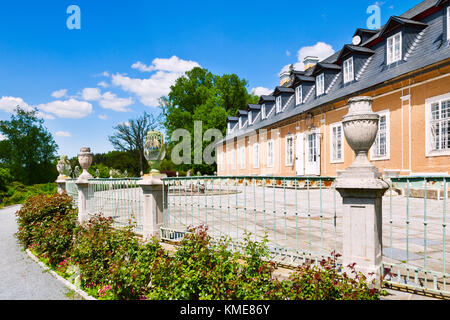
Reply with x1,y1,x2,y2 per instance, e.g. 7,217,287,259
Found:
56,155,71,180
144,131,166,175
334,96,388,190
77,147,93,181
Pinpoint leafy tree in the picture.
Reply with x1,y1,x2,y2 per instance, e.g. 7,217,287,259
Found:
0,108,58,185
108,112,161,176
160,67,258,174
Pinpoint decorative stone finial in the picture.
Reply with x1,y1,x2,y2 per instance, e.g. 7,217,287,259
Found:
334,96,389,191
77,147,93,181
56,155,71,180
144,131,166,175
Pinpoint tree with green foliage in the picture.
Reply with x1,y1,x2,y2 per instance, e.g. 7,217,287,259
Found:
0,108,58,185
160,67,259,174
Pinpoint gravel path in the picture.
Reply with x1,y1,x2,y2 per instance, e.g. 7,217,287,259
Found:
0,205,82,300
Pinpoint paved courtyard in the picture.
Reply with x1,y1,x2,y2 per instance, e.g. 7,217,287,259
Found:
161,183,449,287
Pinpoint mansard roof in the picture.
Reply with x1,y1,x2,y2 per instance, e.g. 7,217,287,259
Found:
258,95,276,104
273,86,295,96
379,16,428,37
336,45,375,62
311,63,342,76
221,0,450,143
247,104,261,111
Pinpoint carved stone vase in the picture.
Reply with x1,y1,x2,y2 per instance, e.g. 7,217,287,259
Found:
335,96,389,189
56,155,71,180
77,147,93,181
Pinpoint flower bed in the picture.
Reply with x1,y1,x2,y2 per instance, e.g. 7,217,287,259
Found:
16,193,382,300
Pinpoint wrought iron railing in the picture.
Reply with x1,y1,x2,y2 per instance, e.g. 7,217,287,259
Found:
161,176,340,266
65,179,79,206
86,178,144,233
382,176,449,296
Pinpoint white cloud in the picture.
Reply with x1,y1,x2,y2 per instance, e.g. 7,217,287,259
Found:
296,42,335,67
82,88,133,112
0,96,32,113
81,88,102,101
251,87,273,97
280,42,335,74
116,56,201,107
55,131,72,137
132,56,200,73
51,89,68,99
97,81,109,88
98,114,108,120
36,99,93,119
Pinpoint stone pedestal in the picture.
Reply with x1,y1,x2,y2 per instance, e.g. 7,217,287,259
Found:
335,173,388,285
76,180,89,224
333,96,389,287
76,147,93,225
138,174,168,240
56,177,68,195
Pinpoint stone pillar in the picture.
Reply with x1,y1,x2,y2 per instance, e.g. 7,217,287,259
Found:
333,97,389,286
138,174,168,240
76,148,93,224
56,177,68,195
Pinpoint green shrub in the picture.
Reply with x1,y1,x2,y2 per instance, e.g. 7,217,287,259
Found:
1,182,57,208
15,193,77,266
283,256,380,300
0,167,12,192
16,194,381,300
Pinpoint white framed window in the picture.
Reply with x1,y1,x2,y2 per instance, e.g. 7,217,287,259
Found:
267,139,274,168
295,86,303,105
426,93,450,157
330,123,344,163
316,73,325,96
285,135,294,166
371,110,390,160
447,6,450,41
231,149,236,169
248,112,253,125
240,146,246,169
343,57,354,84
261,104,266,119
276,96,282,113
387,32,402,65
239,117,243,129
253,143,259,168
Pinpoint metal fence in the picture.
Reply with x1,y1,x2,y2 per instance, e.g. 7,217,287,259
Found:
65,179,79,207
161,176,340,266
86,178,144,234
64,174,449,296
382,176,449,296
161,175,450,297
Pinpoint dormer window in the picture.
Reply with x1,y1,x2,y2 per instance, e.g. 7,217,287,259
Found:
316,73,325,96
387,32,402,65
239,117,243,129
343,57,354,83
295,86,303,105
248,112,253,125
276,96,282,113
261,104,266,119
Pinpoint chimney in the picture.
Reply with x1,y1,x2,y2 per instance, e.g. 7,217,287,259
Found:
280,64,294,87
303,56,320,71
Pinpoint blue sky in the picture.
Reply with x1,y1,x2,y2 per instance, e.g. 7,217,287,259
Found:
0,0,423,157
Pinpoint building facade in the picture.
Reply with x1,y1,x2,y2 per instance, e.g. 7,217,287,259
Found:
217,0,450,178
